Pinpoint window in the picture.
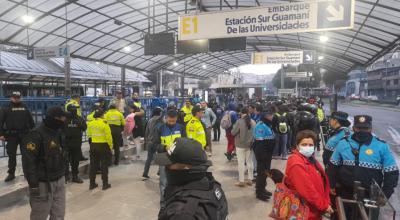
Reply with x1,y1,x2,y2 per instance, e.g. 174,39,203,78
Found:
394,79,399,85
386,80,391,85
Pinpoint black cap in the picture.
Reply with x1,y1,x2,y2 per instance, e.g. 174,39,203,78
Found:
191,105,204,115
166,109,178,117
11,91,21,97
354,115,372,128
331,111,351,127
155,138,212,170
46,106,67,118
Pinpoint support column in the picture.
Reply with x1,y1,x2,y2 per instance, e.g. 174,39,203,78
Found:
94,81,97,97
280,64,285,89
158,69,163,97
64,56,71,96
121,67,126,96
181,75,185,98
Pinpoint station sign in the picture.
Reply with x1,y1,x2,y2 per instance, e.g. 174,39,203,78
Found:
286,72,308,78
278,89,295,94
178,0,354,40
27,45,70,60
251,50,315,65
291,77,311,82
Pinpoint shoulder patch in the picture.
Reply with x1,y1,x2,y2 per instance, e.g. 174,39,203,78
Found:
26,142,36,151
191,120,195,124
215,188,222,200
365,149,374,155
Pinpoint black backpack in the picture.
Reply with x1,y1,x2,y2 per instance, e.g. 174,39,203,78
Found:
296,111,316,131
159,173,228,220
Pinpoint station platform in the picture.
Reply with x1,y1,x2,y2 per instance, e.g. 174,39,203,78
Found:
0,132,325,220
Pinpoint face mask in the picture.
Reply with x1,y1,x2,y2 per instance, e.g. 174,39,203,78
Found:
353,131,372,143
166,169,205,185
299,146,315,158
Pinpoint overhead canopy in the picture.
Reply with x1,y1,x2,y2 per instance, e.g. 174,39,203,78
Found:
1,0,399,79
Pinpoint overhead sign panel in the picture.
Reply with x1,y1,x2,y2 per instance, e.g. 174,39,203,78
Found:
251,50,315,65
278,89,294,94
178,0,354,40
286,72,308,78
27,45,70,60
291,77,310,82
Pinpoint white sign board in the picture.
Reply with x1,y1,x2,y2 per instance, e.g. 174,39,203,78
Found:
278,89,294,94
27,45,70,60
292,77,311,82
251,50,314,65
286,72,308,78
178,0,354,40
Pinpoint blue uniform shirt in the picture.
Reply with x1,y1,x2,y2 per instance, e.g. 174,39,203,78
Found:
253,121,274,140
325,127,351,152
331,136,398,173
250,113,261,123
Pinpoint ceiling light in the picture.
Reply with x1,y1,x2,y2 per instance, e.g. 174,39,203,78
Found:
319,35,329,43
22,15,35,24
173,61,179,66
318,56,324,60
123,46,131,52
202,64,207,69
96,62,100,64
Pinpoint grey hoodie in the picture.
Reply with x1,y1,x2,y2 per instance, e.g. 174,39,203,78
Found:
231,116,255,149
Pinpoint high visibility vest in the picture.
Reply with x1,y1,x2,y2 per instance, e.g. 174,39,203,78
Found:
160,124,184,149
133,101,142,109
317,108,325,122
181,105,193,123
104,109,125,126
87,118,113,150
65,99,82,117
186,117,206,148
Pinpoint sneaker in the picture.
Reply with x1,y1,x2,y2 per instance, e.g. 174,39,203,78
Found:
245,180,253,186
102,183,111,190
256,193,270,201
89,183,98,190
142,174,150,180
4,174,15,182
72,176,84,184
234,182,246,187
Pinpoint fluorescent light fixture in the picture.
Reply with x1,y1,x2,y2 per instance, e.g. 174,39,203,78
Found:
96,62,100,64
173,61,179,66
123,46,131,52
318,56,324,60
202,64,207,69
319,35,329,43
22,15,35,24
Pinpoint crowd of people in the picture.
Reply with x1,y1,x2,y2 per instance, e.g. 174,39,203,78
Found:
0,91,399,220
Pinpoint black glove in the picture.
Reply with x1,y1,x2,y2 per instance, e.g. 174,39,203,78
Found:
157,144,167,153
29,187,40,198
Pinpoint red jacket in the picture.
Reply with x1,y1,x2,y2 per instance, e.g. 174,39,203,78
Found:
285,150,331,220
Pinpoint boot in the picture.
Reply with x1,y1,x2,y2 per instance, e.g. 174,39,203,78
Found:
4,174,15,182
72,175,84,184
102,183,111,190
89,182,98,190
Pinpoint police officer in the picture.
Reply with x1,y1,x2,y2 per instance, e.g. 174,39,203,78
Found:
64,104,87,183
328,115,399,200
131,92,142,109
21,106,67,220
186,105,206,149
87,109,113,190
0,91,35,182
156,138,228,220
104,104,125,165
322,111,351,168
65,94,82,117
181,99,193,124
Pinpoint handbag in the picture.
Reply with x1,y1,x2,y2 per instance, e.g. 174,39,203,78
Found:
269,176,310,220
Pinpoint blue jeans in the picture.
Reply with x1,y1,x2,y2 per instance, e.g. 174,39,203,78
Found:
273,133,288,157
159,165,167,208
143,143,157,176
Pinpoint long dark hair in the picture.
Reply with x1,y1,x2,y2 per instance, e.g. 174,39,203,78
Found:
241,108,251,129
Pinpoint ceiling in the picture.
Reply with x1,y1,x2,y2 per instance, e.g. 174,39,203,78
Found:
1,0,400,79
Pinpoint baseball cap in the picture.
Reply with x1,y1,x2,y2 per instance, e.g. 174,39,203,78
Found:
11,91,21,97
354,115,372,128
155,138,212,170
46,106,68,118
191,105,205,115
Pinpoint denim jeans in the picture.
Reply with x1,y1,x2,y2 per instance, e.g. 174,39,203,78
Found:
143,143,157,176
273,133,288,157
159,165,167,208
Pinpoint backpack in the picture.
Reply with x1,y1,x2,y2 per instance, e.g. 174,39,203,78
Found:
275,113,288,134
159,173,228,220
220,111,232,129
297,111,316,132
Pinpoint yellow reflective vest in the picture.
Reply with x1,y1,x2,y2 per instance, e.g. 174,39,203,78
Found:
87,111,95,123
65,99,82,117
133,101,142,109
87,118,113,150
104,109,125,126
181,105,193,123
186,117,206,148
317,108,325,122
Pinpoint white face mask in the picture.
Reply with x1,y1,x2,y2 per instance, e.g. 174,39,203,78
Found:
299,146,315,158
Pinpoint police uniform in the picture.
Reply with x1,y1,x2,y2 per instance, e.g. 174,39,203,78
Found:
328,115,399,199
0,92,35,181
21,106,67,220
64,105,87,183
87,114,113,190
322,111,351,168
186,116,206,149
65,98,82,117
181,105,193,123
104,108,125,165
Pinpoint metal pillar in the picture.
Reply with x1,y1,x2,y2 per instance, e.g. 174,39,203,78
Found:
64,56,71,96
281,65,285,89
159,69,163,97
121,67,126,96
94,81,97,97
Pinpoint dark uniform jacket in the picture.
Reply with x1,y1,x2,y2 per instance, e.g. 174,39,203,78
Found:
64,114,87,140
21,123,66,188
0,102,34,136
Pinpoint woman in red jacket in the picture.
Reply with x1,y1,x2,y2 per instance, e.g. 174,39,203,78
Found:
285,130,333,220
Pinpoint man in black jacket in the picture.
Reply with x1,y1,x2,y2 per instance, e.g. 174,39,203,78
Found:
0,91,35,182
64,104,87,183
21,106,67,220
